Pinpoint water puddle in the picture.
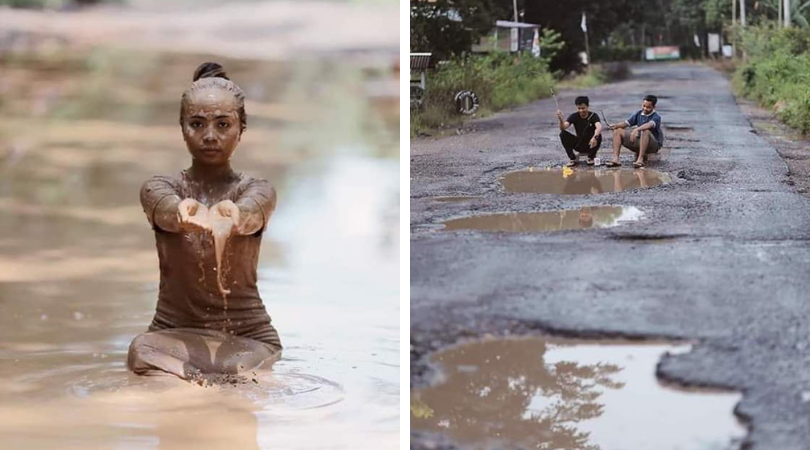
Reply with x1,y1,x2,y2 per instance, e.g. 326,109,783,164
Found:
0,46,398,449
412,337,746,450
500,168,671,194
442,206,643,232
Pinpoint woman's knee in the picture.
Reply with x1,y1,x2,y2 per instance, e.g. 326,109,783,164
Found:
222,342,281,374
127,331,193,376
127,333,158,373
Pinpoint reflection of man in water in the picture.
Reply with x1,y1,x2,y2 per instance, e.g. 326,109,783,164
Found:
563,170,604,195
578,207,594,228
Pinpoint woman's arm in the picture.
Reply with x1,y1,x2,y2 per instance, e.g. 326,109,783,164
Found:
141,177,183,232
212,179,277,236
141,177,206,233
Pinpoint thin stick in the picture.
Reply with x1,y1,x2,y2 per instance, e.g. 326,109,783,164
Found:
599,110,612,128
550,87,560,110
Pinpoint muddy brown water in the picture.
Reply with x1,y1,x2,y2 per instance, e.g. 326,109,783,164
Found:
411,337,746,450
442,206,643,232
0,50,398,449
500,168,671,195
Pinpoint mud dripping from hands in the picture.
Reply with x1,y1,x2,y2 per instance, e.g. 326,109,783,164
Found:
182,202,234,305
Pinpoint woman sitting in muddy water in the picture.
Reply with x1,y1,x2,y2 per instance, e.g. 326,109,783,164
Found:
128,62,281,381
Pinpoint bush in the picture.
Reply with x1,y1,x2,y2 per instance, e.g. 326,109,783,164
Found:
591,46,642,62
412,52,555,135
600,62,631,81
734,25,810,135
557,62,631,89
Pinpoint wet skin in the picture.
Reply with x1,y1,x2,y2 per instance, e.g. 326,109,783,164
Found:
128,86,279,380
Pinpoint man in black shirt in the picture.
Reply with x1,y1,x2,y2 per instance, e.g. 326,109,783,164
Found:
557,96,603,167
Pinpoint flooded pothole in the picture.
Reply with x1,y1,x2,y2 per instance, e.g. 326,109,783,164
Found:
500,168,671,195
411,337,746,450
442,206,643,232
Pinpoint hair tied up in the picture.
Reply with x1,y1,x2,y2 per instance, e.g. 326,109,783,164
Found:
193,62,229,82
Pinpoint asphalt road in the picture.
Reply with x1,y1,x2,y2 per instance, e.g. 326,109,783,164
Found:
410,62,810,450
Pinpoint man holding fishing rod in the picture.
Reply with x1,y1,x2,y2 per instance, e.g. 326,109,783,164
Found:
555,93,603,167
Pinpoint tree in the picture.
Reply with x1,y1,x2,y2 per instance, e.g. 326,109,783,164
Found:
410,0,510,61
757,0,810,27
524,0,645,72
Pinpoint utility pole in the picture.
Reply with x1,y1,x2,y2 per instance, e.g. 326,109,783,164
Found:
581,11,591,70
785,0,791,27
740,0,746,27
731,0,737,57
732,0,736,27
513,0,518,22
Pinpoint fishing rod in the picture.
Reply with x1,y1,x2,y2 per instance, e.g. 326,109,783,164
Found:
599,110,613,129
550,87,560,111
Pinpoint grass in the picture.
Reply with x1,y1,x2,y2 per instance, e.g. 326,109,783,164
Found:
411,52,555,137
558,63,632,90
733,25,810,135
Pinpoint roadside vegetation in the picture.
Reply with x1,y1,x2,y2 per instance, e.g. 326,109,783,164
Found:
733,25,810,134
411,27,636,137
411,51,555,137
557,62,632,89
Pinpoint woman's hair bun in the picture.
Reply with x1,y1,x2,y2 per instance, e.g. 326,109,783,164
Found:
193,62,229,82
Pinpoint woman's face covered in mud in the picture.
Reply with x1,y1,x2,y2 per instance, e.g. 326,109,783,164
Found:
181,88,242,166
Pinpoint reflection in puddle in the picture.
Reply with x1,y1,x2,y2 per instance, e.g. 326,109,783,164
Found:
500,168,671,194
412,337,746,450
442,206,643,232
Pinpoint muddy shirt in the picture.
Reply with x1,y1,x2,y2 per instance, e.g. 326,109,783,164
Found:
140,170,281,349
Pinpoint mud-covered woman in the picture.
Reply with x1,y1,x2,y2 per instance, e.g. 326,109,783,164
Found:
127,62,282,381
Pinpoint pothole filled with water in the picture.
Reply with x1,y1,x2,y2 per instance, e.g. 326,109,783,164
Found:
500,168,671,195
411,337,746,450
442,206,643,232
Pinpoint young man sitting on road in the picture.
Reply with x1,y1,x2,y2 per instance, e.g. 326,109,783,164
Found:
557,96,603,167
606,94,664,169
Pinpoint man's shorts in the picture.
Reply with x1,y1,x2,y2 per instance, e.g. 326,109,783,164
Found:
622,129,661,153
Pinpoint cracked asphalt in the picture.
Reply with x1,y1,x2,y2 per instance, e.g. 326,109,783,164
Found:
410,62,810,450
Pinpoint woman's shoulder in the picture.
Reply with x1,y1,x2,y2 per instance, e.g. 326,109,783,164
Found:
141,172,185,190
236,172,272,187
234,172,276,199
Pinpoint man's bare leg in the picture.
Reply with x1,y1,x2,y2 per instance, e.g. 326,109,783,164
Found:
611,129,623,164
637,130,651,164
